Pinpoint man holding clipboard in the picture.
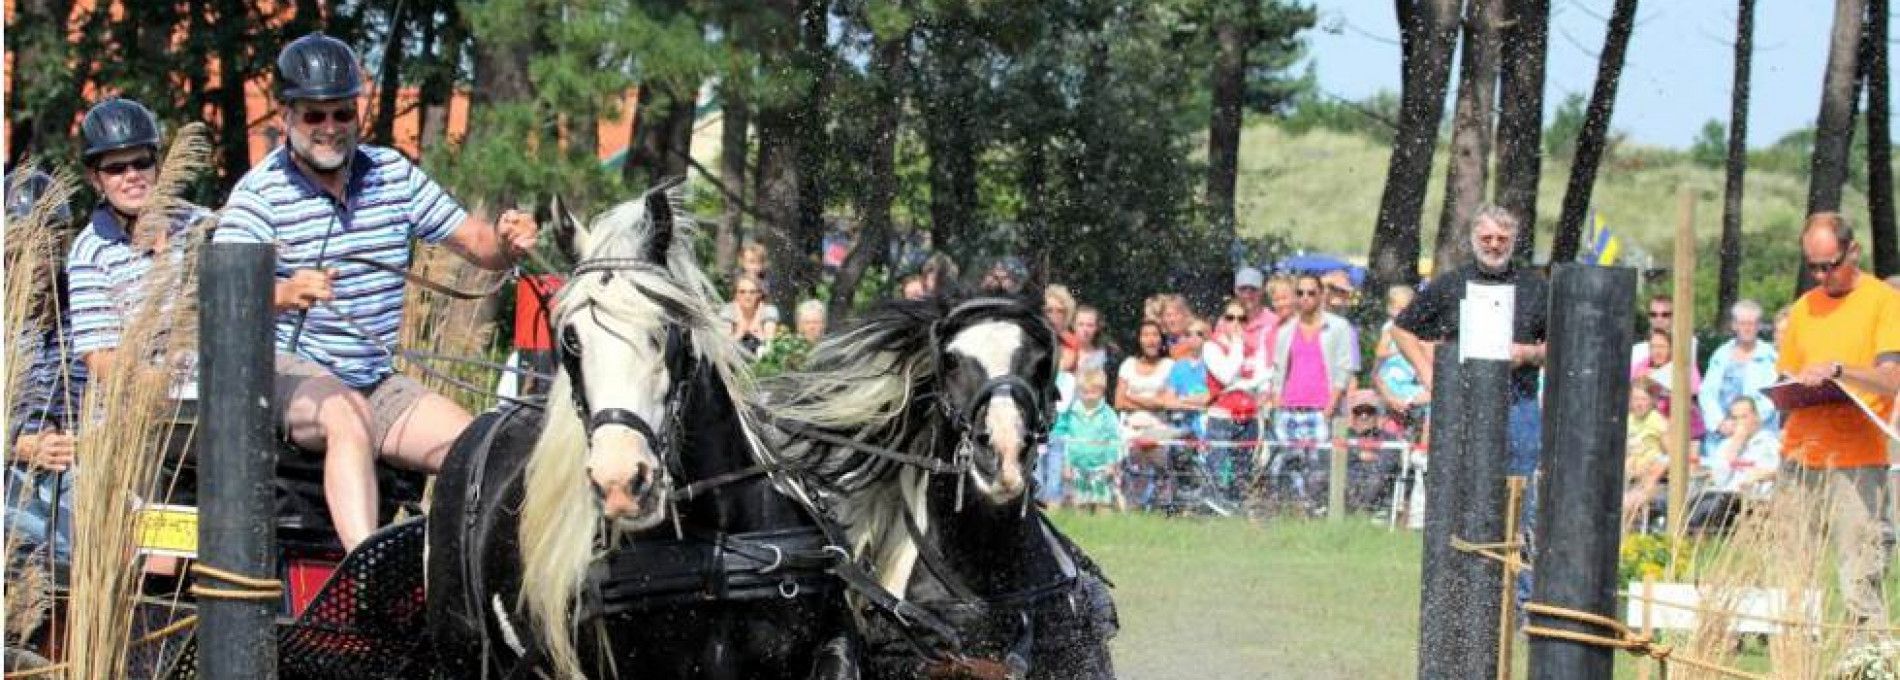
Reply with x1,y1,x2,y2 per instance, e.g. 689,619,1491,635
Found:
1773,212,1900,632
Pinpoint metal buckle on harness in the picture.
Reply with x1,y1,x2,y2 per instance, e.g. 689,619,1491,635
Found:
779,579,800,599
759,544,785,574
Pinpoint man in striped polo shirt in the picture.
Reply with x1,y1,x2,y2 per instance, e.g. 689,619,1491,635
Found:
214,34,537,550
67,98,212,381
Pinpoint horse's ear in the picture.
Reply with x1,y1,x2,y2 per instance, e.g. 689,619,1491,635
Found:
641,176,687,264
552,194,590,264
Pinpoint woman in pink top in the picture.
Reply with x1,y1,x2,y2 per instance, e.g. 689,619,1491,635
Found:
1630,327,1703,437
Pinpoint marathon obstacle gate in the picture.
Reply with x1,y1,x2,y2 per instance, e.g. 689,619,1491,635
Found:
1415,264,1638,680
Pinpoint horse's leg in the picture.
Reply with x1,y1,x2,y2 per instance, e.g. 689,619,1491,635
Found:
806,626,862,680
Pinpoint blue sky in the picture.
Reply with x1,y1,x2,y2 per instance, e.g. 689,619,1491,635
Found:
1306,1,1897,149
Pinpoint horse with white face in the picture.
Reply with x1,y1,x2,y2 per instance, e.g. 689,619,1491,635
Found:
764,295,1119,679
427,182,857,680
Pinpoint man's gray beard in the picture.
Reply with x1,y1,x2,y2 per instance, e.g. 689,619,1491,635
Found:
292,134,353,172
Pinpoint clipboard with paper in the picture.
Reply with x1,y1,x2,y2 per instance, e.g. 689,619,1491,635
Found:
1764,378,1900,443
1761,379,1854,412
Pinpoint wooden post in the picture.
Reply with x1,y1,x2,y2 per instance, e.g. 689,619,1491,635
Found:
1667,188,1695,540
198,243,279,680
1329,441,1348,523
1529,264,1637,680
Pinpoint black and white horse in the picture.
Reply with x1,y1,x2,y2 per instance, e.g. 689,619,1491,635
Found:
765,296,1120,679
425,183,856,679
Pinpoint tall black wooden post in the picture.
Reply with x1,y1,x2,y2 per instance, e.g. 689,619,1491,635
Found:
198,242,279,679
1529,264,1636,680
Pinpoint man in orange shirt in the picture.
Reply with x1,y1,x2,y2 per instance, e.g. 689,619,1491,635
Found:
1778,212,1900,630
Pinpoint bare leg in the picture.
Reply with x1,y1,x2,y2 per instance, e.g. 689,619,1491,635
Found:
378,392,473,474
283,377,378,551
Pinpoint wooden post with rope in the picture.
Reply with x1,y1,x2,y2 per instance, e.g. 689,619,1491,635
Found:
1667,187,1696,541
1528,263,1637,680
198,243,280,679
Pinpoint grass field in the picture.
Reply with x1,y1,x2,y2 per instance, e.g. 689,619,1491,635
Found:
1048,510,1883,679
1051,511,1424,679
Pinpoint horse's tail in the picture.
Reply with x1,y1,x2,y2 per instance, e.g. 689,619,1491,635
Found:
517,373,597,679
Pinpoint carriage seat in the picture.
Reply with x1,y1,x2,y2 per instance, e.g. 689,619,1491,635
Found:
156,400,426,557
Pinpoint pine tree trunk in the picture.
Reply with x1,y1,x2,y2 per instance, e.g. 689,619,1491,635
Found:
1807,0,1869,216
1206,19,1251,245
1369,0,1463,289
1864,0,1896,277
787,0,832,309
371,3,408,148
214,0,252,186
716,82,749,273
830,34,907,324
662,94,696,181
1718,0,1755,323
417,5,461,154
624,86,670,189
756,107,801,306
755,0,830,314
1549,0,1638,264
1494,0,1547,263
8,0,75,166
1434,0,1501,273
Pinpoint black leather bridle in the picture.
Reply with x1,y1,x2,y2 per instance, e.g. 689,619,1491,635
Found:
928,313,1058,459
555,258,698,486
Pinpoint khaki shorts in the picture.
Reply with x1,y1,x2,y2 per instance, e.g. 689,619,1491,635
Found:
273,354,429,453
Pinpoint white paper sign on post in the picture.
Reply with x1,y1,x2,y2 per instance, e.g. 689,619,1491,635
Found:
1458,282,1515,362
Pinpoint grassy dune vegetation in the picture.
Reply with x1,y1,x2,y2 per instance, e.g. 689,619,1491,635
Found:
1232,122,1870,267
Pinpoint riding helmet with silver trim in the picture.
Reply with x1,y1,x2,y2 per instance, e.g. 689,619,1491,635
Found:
276,33,364,101
80,98,162,164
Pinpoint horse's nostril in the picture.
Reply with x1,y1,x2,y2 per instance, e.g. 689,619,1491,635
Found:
629,467,653,496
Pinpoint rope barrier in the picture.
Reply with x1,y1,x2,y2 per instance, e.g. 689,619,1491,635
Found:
1449,536,1531,572
1522,602,1768,680
187,562,283,601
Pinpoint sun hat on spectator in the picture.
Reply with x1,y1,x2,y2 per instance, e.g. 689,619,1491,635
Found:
1234,266,1265,291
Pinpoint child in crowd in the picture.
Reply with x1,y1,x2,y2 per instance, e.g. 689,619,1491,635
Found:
1624,382,1672,530
1053,369,1124,513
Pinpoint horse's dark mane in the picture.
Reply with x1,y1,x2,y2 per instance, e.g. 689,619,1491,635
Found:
765,292,1056,494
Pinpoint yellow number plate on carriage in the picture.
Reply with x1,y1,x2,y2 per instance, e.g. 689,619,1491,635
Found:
135,504,200,559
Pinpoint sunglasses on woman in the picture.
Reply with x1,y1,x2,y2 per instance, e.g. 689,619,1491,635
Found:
94,156,157,176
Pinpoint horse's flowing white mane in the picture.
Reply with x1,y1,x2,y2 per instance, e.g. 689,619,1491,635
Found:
515,187,777,679
763,296,1046,598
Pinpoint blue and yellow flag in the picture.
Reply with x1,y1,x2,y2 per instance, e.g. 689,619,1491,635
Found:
1584,213,1621,265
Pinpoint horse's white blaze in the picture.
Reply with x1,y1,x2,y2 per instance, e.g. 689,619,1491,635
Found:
572,309,670,527
947,321,1028,502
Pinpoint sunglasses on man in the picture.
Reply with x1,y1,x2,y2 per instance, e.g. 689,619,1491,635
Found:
93,156,156,176
1805,251,1850,276
297,107,358,126
1351,406,1379,417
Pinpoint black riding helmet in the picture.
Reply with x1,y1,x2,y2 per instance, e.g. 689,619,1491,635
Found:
80,98,162,164
277,33,364,101
6,169,72,222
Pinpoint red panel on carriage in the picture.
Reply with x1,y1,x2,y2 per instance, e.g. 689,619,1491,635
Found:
287,557,342,617
514,275,566,351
